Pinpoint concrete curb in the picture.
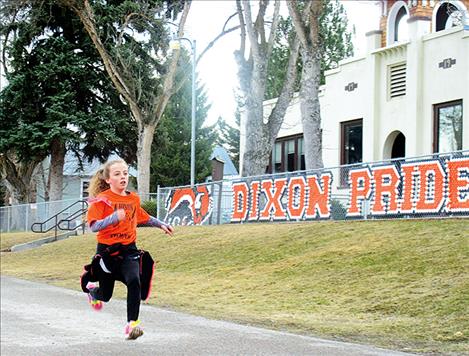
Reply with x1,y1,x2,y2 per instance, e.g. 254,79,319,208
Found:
10,231,78,252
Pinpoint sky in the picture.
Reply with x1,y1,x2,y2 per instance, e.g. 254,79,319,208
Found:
184,0,382,128
0,1,382,125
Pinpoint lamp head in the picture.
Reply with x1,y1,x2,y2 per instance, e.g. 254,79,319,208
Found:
169,40,181,50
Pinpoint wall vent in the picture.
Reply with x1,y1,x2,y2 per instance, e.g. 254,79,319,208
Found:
389,63,406,99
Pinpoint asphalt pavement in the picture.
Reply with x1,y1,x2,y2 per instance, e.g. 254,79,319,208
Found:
1,276,413,356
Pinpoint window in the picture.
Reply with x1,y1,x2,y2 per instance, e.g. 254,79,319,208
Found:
394,6,409,42
268,134,304,174
340,119,363,186
434,100,463,153
341,120,363,165
273,142,282,173
387,2,409,45
435,3,461,31
285,139,295,172
81,180,90,199
298,137,305,171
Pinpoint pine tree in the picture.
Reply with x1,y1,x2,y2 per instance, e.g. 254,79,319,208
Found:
56,0,190,196
149,65,216,188
215,111,240,171
0,1,132,202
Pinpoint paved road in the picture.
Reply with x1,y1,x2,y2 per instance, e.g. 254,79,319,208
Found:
1,276,413,356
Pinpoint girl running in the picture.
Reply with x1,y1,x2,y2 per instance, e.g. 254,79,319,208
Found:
84,159,173,340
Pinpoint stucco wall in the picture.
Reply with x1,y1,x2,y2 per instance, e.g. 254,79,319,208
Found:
274,26,468,170
421,27,469,151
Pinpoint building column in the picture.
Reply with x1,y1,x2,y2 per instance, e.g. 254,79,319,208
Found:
405,16,431,156
364,30,383,162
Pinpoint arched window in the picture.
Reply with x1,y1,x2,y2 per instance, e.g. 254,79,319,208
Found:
395,6,409,42
387,1,410,45
433,1,467,32
383,131,406,160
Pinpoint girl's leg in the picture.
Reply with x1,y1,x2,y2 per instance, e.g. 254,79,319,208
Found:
90,272,115,302
120,256,141,322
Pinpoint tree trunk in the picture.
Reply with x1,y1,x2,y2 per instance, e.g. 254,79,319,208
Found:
300,50,323,170
287,0,324,171
137,122,156,199
240,38,270,176
4,179,28,205
241,108,271,177
0,154,41,204
48,138,66,201
236,0,299,177
59,0,192,196
36,163,50,201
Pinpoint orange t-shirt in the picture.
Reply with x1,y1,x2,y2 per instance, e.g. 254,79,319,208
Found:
87,189,150,245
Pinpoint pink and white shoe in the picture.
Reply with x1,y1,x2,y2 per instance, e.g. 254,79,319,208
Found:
86,283,103,311
125,320,144,340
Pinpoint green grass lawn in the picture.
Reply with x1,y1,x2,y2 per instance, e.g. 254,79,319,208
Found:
1,219,468,354
0,231,50,251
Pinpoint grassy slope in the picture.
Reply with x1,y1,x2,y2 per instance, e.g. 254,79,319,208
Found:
1,219,468,354
0,231,50,250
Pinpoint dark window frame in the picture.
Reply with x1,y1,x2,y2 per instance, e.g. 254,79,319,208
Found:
394,6,408,42
267,133,304,174
435,3,458,32
340,119,363,165
433,99,463,153
340,119,363,188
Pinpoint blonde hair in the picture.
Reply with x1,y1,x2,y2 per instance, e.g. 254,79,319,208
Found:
88,159,128,198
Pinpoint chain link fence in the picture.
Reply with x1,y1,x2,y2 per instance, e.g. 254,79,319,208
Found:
0,199,84,234
2,150,468,232
155,150,469,225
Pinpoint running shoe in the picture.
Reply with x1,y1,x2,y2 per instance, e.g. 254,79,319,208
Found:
125,320,144,340
86,283,103,311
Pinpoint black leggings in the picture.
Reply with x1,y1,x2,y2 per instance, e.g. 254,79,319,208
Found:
90,243,141,322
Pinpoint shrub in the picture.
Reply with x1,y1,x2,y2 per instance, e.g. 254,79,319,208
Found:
331,199,347,220
141,200,157,216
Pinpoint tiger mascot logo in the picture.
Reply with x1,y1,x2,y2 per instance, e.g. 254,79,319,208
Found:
164,186,213,225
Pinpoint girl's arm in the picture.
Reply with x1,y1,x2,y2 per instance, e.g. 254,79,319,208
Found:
141,216,174,236
89,209,125,232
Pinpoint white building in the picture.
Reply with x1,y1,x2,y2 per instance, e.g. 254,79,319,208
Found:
243,0,469,179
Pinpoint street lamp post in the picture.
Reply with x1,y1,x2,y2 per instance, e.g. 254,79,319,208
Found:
171,37,196,186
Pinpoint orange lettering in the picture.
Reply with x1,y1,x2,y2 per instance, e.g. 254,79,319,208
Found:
248,181,261,221
400,164,416,213
260,179,287,220
305,174,332,218
372,165,400,214
231,182,248,222
446,158,469,212
415,161,444,213
287,176,306,220
347,169,372,217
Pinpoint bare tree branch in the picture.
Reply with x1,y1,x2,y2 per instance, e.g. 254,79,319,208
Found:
287,0,309,47
268,36,300,138
64,0,140,116
308,0,322,47
236,0,246,58
242,0,260,60
266,0,280,61
118,12,140,46
197,25,240,65
222,12,238,32
153,0,191,122
172,24,241,95
287,0,325,170
255,0,268,46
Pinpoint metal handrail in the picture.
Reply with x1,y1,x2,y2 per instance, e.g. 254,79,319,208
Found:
31,200,88,239
57,207,88,234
